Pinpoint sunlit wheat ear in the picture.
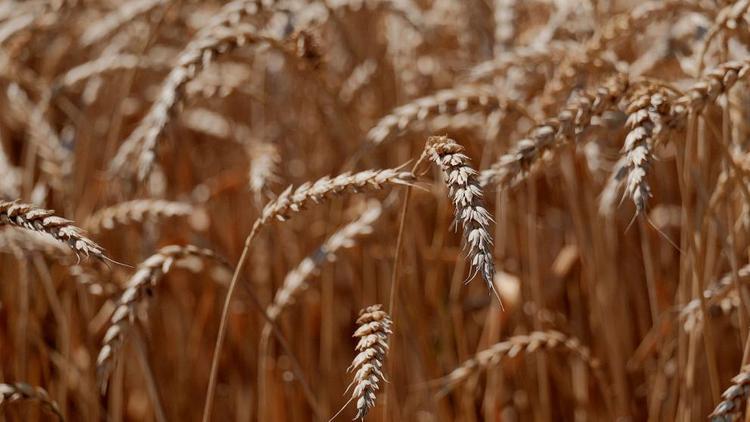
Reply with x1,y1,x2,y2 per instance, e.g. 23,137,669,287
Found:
620,88,670,213
0,200,108,261
349,304,392,421
247,142,281,205
436,331,600,393
709,366,750,422
426,136,498,302
96,245,224,393
83,199,195,234
0,382,64,421
479,73,630,188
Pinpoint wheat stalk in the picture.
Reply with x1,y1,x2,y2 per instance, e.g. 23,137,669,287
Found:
96,244,225,392
426,136,497,300
0,382,64,421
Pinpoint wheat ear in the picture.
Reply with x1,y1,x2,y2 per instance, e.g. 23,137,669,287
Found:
0,200,107,260
437,330,601,393
479,74,630,188
96,245,224,392
709,366,750,422
0,382,64,421
426,136,498,301
331,304,393,421
83,199,194,234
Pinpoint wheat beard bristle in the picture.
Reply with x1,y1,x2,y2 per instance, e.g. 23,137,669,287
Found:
426,136,498,302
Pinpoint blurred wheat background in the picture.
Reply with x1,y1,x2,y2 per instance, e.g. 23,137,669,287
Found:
1,0,750,420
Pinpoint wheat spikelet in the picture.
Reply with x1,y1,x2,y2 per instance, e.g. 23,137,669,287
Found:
348,304,392,420
426,136,496,298
83,199,194,234
438,330,599,392
367,85,515,145
0,382,64,421
709,366,750,422
0,227,69,257
0,200,107,260
679,263,750,323
670,58,750,126
255,167,413,231
479,73,630,188
620,88,671,213
109,21,276,181
267,201,382,321
96,244,224,392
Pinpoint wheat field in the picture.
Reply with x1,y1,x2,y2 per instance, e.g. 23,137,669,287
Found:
1,0,750,420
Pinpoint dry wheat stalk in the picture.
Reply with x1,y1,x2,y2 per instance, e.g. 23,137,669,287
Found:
438,330,599,392
348,304,392,420
479,73,630,188
0,200,107,260
426,136,496,299
96,244,224,392
109,22,277,181
709,366,750,422
367,85,515,145
80,0,168,47
83,199,194,234
267,201,382,320
0,382,64,421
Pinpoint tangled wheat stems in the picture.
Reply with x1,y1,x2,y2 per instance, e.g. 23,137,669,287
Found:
202,167,415,422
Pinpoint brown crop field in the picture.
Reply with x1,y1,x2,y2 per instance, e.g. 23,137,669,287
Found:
1,0,750,420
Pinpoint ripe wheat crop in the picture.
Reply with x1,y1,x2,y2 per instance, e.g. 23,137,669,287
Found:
3,1,750,421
